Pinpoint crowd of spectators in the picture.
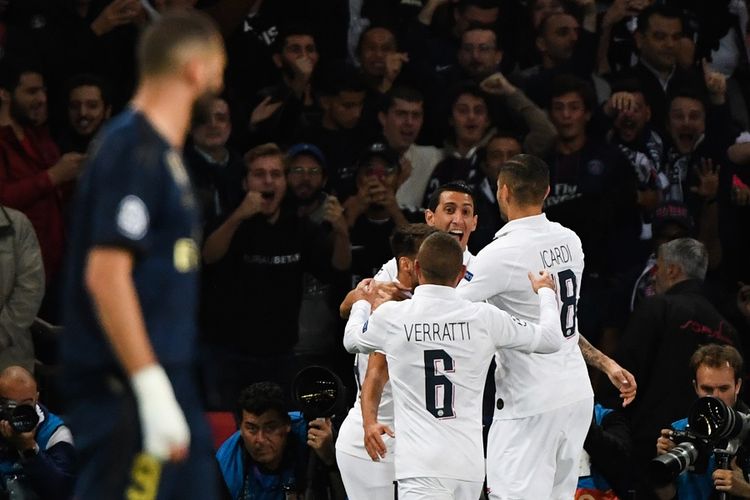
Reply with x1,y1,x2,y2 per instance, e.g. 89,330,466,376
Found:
2,0,750,497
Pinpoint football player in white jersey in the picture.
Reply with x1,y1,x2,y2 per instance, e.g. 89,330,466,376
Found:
336,224,437,499
456,154,636,499
339,181,479,319
345,232,564,500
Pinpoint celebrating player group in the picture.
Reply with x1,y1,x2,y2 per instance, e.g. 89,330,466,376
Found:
340,154,636,500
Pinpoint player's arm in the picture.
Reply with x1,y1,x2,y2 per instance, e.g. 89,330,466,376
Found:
487,271,562,353
579,335,637,406
339,278,411,319
85,247,189,462
526,271,564,353
361,353,393,461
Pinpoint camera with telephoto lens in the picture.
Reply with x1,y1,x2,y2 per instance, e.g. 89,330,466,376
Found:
650,396,750,486
0,403,39,434
292,366,345,420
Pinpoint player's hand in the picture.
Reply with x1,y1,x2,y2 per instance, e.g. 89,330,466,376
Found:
603,360,637,406
249,96,283,128
131,365,190,463
372,280,412,306
690,158,720,201
656,429,676,456
364,422,394,461
527,270,556,294
307,418,336,466
48,152,86,185
480,72,516,96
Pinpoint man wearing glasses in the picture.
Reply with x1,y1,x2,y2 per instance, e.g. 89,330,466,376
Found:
216,382,345,499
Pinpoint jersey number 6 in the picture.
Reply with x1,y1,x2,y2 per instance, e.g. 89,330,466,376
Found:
424,349,455,419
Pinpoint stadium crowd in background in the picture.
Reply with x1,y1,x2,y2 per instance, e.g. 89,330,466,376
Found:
1,0,750,498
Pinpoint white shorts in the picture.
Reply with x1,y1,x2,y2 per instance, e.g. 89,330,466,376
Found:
398,477,484,500
336,449,395,500
486,396,594,500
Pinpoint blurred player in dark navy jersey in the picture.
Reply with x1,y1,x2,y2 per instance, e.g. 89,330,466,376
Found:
61,10,226,500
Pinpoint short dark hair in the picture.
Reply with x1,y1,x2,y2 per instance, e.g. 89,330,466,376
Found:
449,82,489,111
637,5,683,34
380,86,424,114
537,11,573,38
0,58,44,93
317,63,367,97
549,74,596,112
427,181,476,213
390,223,438,260
137,10,222,78
461,23,500,49
416,232,464,285
64,73,112,108
237,382,291,422
273,23,317,54
498,154,550,206
488,130,523,146
667,86,708,115
690,344,743,382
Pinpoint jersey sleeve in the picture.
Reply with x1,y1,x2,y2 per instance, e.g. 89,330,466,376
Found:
87,139,165,254
343,300,387,354
456,244,515,302
486,288,563,354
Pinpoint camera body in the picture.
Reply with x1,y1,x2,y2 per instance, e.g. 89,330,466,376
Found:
650,397,750,486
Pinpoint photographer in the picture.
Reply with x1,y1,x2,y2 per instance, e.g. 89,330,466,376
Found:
216,382,346,500
655,344,750,499
0,366,75,500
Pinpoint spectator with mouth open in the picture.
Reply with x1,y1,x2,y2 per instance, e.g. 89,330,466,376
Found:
201,143,351,409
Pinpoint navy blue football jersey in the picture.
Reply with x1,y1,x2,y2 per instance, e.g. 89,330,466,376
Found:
62,109,201,370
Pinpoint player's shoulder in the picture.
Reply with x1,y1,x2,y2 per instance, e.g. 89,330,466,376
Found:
88,110,170,172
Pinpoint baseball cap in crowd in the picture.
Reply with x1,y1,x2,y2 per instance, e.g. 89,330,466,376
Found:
652,202,694,238
286,143,328,172
356,142,400,175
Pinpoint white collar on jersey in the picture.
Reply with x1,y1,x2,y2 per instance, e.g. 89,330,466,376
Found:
413,283,460,299
493,213,549,239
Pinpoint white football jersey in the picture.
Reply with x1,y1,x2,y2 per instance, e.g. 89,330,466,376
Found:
373,249,475,283
457,213,594,420
336,349,396,462
344,285,561,481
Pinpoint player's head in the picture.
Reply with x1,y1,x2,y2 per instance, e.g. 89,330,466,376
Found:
243,143,287,218
415,232,466,287
496,154,550,221
425,182,477,251
690,344,743,409
0,366,38,408
390,223,439,289
237,382,292,469
136,10,226,113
